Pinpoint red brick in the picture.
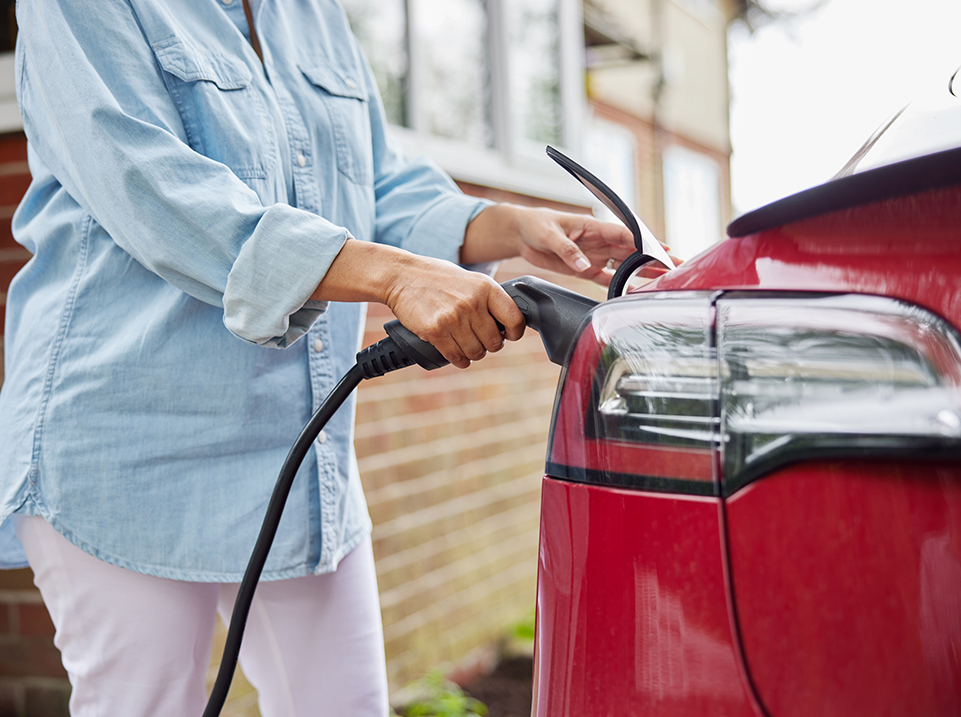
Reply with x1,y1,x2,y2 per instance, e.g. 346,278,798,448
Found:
0,219,17,250
0,682,22,716
0,134,28,164
17,605,55,639
0,172,31,208
0,570,37,592
1,255,28,289
0,640,67,679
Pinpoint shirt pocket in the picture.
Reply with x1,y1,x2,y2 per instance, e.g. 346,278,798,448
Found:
299,64,372,186
152,37,276,184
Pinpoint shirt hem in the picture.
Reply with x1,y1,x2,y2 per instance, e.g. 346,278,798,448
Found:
315,522,371,575
20,504,372,582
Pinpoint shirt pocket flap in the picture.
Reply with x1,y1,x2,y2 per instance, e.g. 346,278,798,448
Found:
299,65,366,101
153,37,252,90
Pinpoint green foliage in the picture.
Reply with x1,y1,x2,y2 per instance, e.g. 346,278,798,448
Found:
510,611,536,642
400,670,488,717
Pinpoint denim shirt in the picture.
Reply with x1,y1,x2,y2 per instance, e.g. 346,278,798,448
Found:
0,0,490,580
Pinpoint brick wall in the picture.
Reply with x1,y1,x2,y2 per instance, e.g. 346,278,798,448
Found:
0,569,70,716
0,133,29,380
0,133,70,717
0,131,602,709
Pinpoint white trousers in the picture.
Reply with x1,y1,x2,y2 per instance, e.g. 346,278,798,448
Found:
17,516,389,717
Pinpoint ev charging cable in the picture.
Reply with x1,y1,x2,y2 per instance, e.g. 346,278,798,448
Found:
203,275,598,717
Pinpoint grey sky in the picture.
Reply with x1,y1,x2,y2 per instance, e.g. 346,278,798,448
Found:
729,0,961,214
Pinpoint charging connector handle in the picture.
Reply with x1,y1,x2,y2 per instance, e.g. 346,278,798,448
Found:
371,275,598,373
499,276,598,365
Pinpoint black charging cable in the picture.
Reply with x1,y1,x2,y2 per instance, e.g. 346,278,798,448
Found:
203,276,597,717
203,337,416,717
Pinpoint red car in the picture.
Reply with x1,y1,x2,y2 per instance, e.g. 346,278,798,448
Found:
534,98,961,715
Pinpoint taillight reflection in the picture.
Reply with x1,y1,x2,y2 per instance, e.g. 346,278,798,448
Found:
548,294,717,494
718,294,961,492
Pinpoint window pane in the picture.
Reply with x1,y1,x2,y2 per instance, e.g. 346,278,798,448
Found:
341,0,409,127
410,0,493,147
663,145,722,259
506,0,562,147
586,118,637,223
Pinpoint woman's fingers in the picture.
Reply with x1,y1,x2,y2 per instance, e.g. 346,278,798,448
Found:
515,208,648,284
385,258,525,369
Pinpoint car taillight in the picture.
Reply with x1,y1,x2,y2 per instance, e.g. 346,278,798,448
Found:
718,294,961,492
547,292,961,495
594,340,717,450
548,293,718,494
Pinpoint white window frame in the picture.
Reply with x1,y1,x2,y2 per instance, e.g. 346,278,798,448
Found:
390,0,591,206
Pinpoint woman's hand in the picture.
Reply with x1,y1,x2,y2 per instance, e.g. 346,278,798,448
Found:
460,204,649,287
381,254,525,369
311,240,525,369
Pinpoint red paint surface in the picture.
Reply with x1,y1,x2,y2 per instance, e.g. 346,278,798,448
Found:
725,461,961,716
646,185,961,329
533,477,760,716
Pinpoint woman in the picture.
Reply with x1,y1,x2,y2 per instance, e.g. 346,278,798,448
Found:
0,0,637,714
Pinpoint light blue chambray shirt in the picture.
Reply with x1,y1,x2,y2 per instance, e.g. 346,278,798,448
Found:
0,0,490,580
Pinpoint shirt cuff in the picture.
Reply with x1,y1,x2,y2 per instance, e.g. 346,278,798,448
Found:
223,205,348,348
401,194,494,266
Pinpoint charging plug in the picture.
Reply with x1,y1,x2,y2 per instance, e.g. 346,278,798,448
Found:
499,276,598,365
355,275,598,377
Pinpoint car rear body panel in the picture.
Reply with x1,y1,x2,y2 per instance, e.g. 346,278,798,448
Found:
534,478,763,717
648,185,961,331
725,460,961,716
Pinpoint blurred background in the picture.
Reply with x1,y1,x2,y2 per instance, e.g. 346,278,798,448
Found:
0,1,959,714
730,0,961,215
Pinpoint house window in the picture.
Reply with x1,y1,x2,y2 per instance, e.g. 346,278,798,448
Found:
505,0,563,149
409,0,493,147
584,117,636,222
342,0,581,194
339,0,408,128
662,144,722,259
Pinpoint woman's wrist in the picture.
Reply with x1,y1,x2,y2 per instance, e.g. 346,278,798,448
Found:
459,203,526,265
309,239,412,306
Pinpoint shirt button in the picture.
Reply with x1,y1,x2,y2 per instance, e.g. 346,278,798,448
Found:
345,79,357,90
222,0,233,4
317,431,328,445
297,152,306,168
313,338,324,353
